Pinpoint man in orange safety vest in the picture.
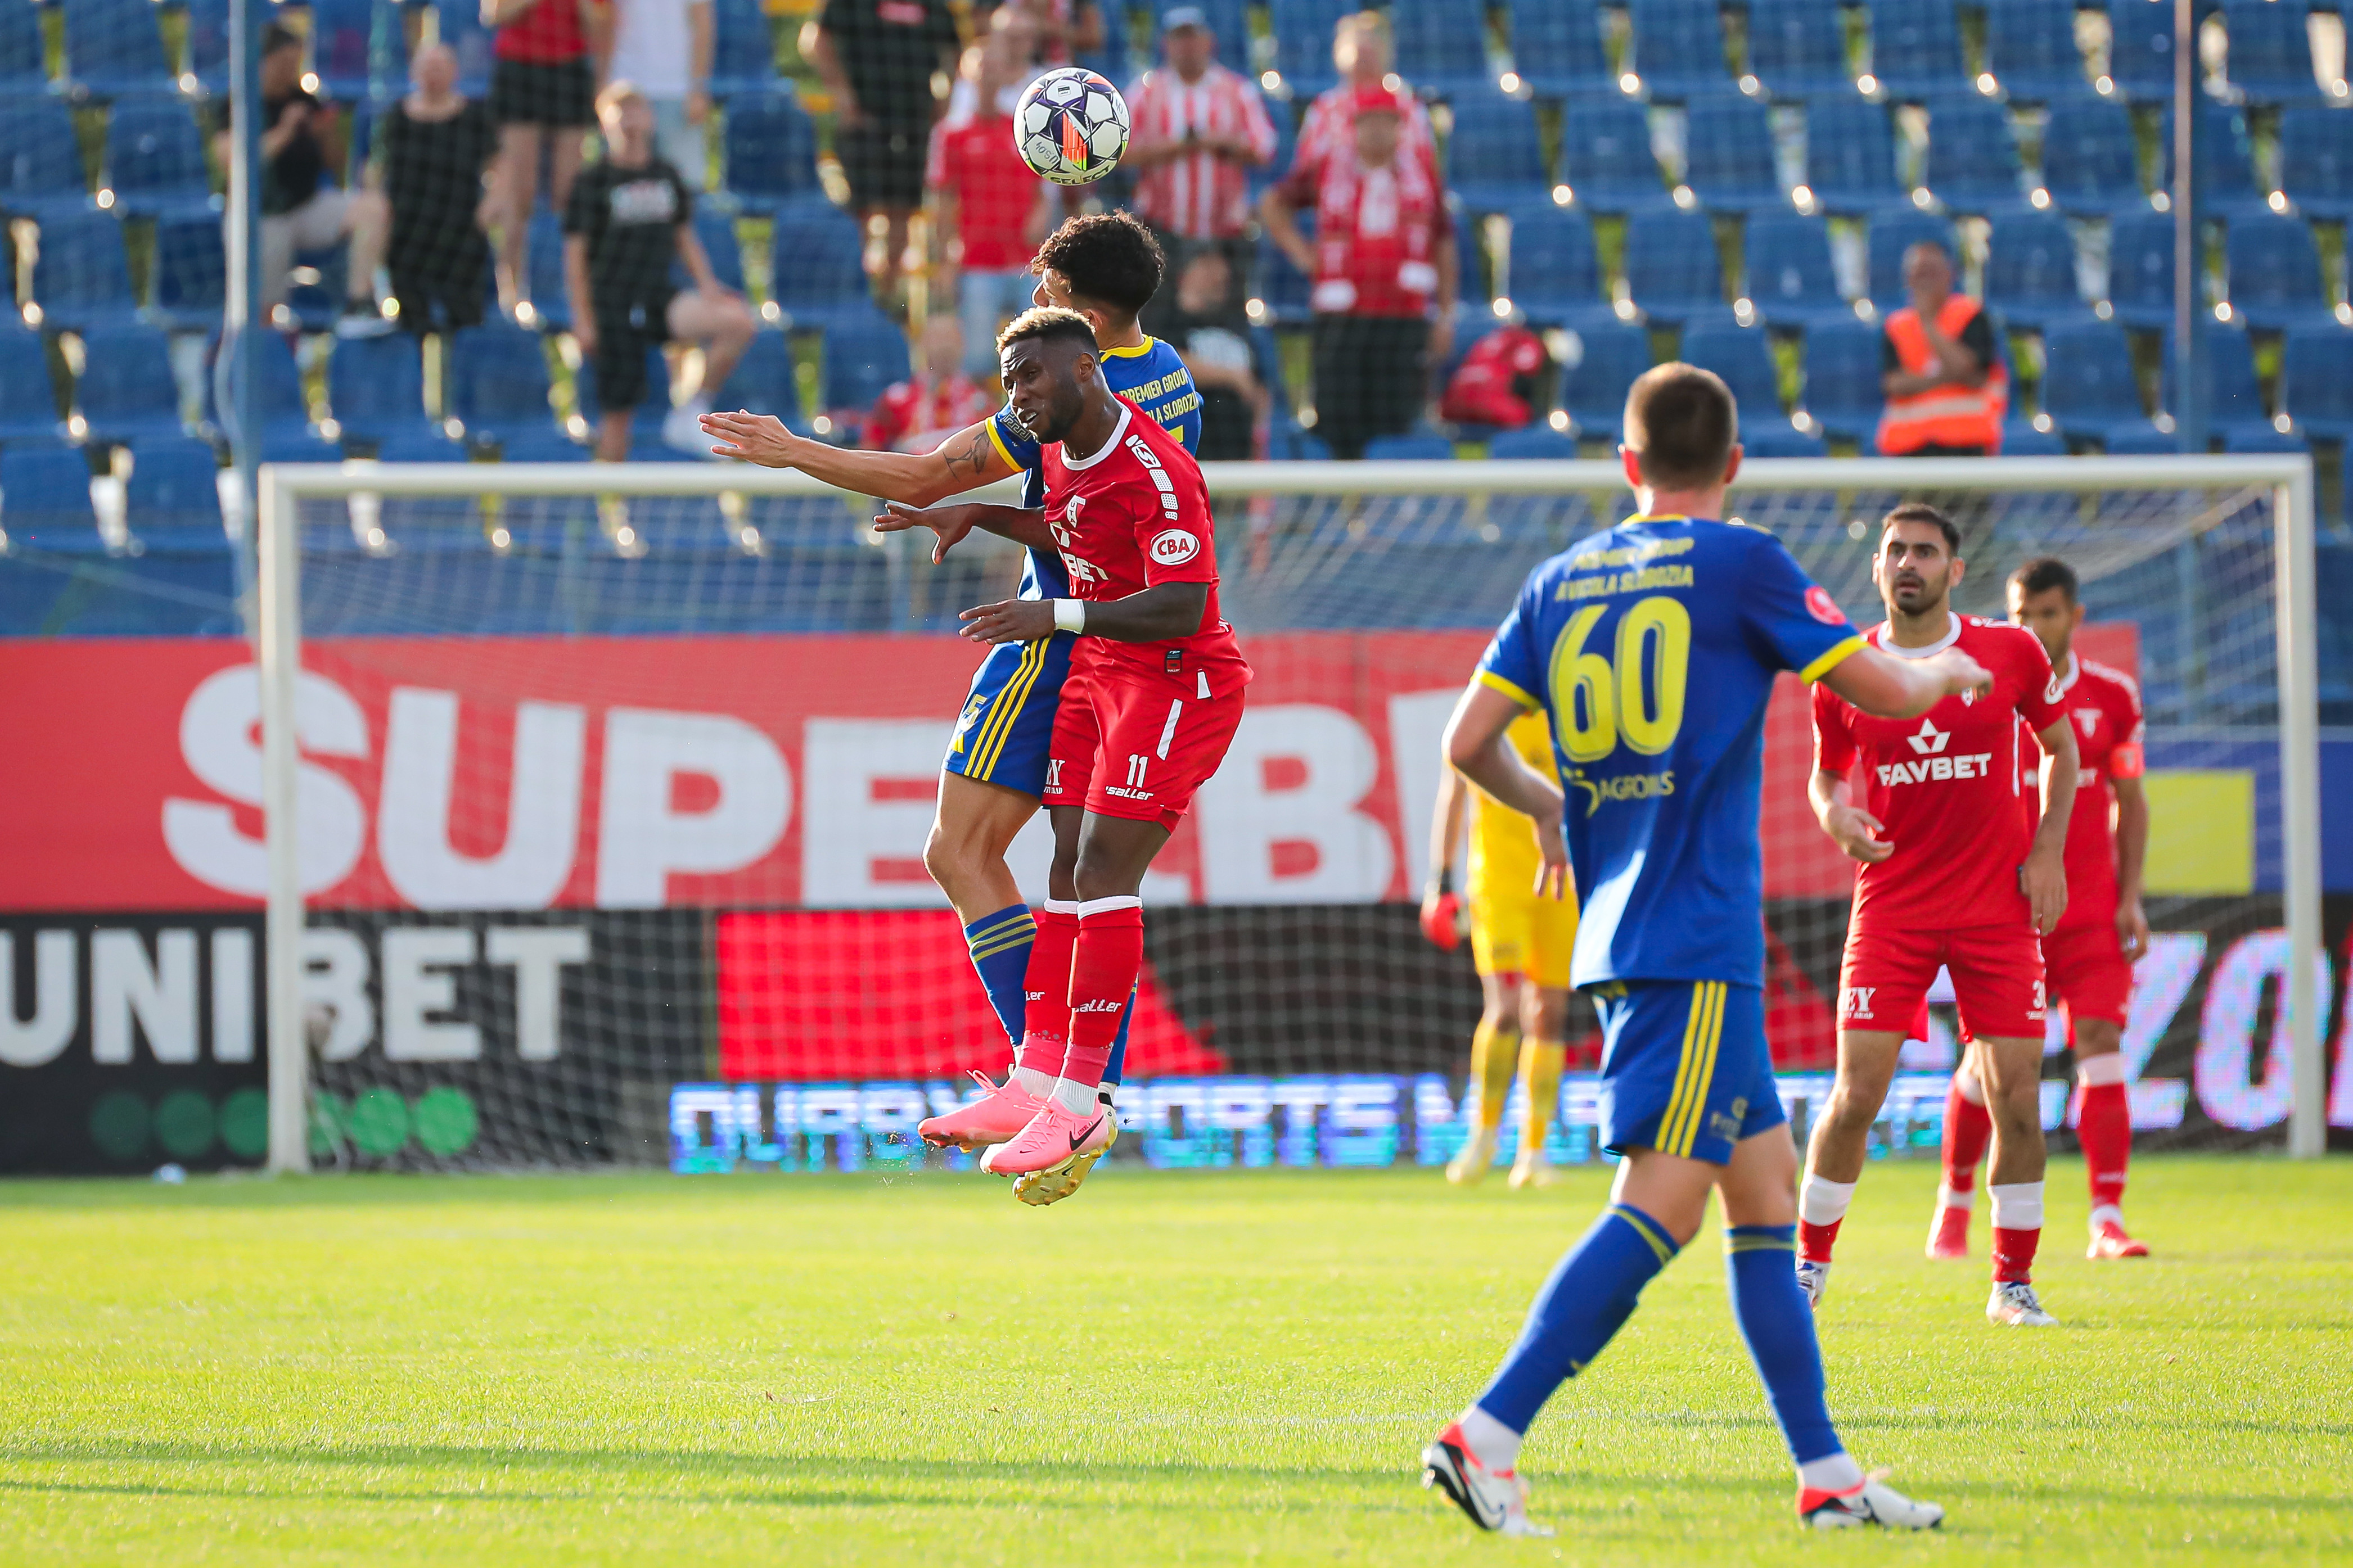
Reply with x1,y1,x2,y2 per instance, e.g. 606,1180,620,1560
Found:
1877,242,2007,457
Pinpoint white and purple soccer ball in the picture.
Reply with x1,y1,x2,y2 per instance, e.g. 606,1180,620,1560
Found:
1013,67,1130,186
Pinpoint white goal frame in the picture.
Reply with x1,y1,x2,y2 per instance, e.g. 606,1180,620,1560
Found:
251,453,2325,1171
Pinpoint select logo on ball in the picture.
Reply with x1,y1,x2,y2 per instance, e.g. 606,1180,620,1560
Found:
1150,529,1200,566
1013,67,1130,186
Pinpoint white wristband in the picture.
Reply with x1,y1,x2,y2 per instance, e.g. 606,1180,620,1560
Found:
1053,599,1086,634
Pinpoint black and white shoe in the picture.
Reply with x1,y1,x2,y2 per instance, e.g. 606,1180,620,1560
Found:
1421,1423,1553,1537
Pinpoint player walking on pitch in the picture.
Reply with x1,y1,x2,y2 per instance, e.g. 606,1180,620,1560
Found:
1801,505,2081,1327
1419,720,1578,1189
1423,365,1977,1535
1930,556,2151,1262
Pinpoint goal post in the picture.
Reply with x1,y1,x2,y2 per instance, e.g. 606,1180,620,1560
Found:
251,452,2327,1173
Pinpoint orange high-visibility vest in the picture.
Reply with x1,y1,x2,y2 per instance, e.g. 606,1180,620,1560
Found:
1876,295,2008,455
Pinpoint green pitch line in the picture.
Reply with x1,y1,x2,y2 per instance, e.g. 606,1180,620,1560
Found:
0,1159,2346,1566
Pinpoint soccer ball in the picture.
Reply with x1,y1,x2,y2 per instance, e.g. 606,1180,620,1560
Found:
1014,67,1130,186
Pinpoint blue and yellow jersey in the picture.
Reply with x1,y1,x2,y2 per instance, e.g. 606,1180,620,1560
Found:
986,336,1203,598
1476,516,1864,991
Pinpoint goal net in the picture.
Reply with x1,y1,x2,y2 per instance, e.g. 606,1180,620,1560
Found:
244,454,2329,1174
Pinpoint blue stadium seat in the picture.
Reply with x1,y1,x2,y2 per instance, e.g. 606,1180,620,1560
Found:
215,328,342,458
1680,319,1788,423
1075,0,1126,86
1800,317,1885,443
1557,318,1652,431
1625,0,1735,101
2041,317,2166,446
2222,0,2338,106
2160,324,2285,448
1621,207,1727,324
123,435,224,546
1391,0,1496,98
1982,210,2085,329
184,0,229,94
2041,97,2142,215
1152,0,1252,79
722,91,822,215
1981,0,2094,101
769,205,872,331
711,328,805,431
74,323,184,445
820,305,911,422
515,206,569,331
61,0,177,99
1684,96,1784,214
1740,418,1830,457
433,0,494,95
2280,324,2353,440
1558,98,1669,212
327,332,440,448
151,213,226,332
0,0,48,96
2225,211,2336,330
497,427,592,463
1255,213,1314,325
1505,207,1611,326
1269,0,1355,101
2107,0,2184,102
0,327,67,446
2106,208,2180,328
1454,213,1493,313
1487,424,1580,458
2279,105,2353,219
372,425,470,462
1444,93,1549,214
2320,539,2353,717
708,0,776,101
103,98,216,219
683,209,746,293
0,447,98,536
1920,94,2023,211
2000,418,2067,455
0,552,66,636
0,98,97,220
1363,433,1457,461
1865,0,1968,100
1745,0,1853,101
1865,210,1957,310
2160,101,2270,219
31,209,141,334
448,320,561,445
1505,0,1611,99
1742,212,1850,329
309,0,407,102
1805,97,1909,214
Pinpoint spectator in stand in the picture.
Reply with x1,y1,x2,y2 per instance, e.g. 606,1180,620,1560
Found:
213,24,394,335
1124,6,1276,318
802,0,961,302
370,43,501,336
1156,247,1264,460
865,315,995,450
1293,10,1437,179
604,0,715,188
1261,85,1456,460
945,4,1042,122
999,0,1103,68
929,28,1051,378
565,83,756,458
1877,241,2007,457
485,0,603,315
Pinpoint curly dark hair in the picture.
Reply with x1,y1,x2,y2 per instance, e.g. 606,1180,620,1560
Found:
1031,212,1166,319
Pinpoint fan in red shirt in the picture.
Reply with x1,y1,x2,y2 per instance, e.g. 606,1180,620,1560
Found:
946,306,1251,1190
1802,503,2081,1329
1927,555,2153,1266
863,316,997,451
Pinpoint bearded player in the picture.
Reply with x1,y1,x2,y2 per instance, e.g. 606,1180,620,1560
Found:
1419,721,1577,1189
1802,504,2081,1328
701,216,1200,1180
1422,365,1977,1537
1930,556,2151,1262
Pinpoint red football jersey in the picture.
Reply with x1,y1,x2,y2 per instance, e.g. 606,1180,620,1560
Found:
2014,652,2145,933
1812,614,2067,928
1040,397,1247,680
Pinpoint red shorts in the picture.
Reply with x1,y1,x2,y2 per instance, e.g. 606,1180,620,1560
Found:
1839,919,2047,1043
1043,653,1246,829
2041,920,2134,1032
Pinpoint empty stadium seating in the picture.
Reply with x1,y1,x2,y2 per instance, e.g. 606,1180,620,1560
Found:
1743,213,1852,331
1800,318,1887,445
1444,94,1549,214
1746,0,1853,101
1983,211,2087,330
0,328,68,448
722,91,823,216
1621,207,1728,325
1624,0,1733,101
2043,318,2173,450
1558,98,1670,212
1556,319,1650,433
103,98,217,219
1920,94,2024,211
1505,207,1610,326
74,323,186,446
2107,209,2183,329
1685,96,1786,214
1981,0,2094,101
1391,0,1495,98
1867,0,1968,101
2279,105,2353,220
1505,0,1611,98
2041,98,2144,216
770,206,875,332
2226,212,2339,330
1805,97,1910,215
708,0,778,101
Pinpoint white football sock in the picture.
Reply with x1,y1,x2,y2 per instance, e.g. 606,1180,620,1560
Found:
1458,1406,1522,1474
2089,1203,2124,1230
1799,1174,1858,1226
1799,1452,1865,1493
1051,1077,1098,1115
1937,1183,1974,1210
1953,1067,1986,1105
1011,1065,1054,1097
1989,1181,2045,1230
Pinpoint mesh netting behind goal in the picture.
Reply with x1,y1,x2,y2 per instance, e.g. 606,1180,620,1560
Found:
258,458,2323,1173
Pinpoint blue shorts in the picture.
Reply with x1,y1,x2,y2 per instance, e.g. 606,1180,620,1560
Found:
1593,980,1785,1165
940,632,1074,796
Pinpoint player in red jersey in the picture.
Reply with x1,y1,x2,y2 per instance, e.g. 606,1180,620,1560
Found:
934,306,1252,1189
1930,556,2151,1263
1801,504,2081,1328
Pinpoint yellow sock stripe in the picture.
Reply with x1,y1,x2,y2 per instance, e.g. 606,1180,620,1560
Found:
1610,1204,1677,1266
1724,1232,1796,1254
967,925,1038,962
968,639,1046,779
1657,983,1710,1158
966,908,1035,940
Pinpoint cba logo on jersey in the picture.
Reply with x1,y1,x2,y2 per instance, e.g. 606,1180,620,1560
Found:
1150,528,1200,566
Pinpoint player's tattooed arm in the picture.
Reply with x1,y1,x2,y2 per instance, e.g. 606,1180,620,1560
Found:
958,582,1210,646
1810,770,1892,865
1442,682,1571,901
697,414,1018,505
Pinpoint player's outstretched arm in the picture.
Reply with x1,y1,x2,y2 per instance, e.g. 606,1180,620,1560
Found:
1820,645,1991,718
2022,717,2081,934
699,415,1018,506
1443,683,1569,900
959,583,1210,645
874,500,1054,563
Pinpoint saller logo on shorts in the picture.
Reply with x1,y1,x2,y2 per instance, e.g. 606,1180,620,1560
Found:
1150,529,1200,566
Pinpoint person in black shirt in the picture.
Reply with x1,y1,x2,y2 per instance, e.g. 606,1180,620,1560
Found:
1157,247,1263,460
370,43,500,336
565,82,756,459
801,0,960,300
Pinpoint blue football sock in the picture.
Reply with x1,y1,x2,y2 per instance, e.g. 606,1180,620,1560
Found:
1474,1203,1680,1434
1725,1224,1842,1466
962,904,1035,1049
1105,986,1136,1087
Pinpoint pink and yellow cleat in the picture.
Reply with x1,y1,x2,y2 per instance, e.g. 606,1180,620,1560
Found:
979,1100,1114,1178
917,1070,1044,1151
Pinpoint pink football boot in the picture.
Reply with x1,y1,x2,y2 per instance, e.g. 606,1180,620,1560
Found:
918,1070,1044,1151
978,1100,1114,1177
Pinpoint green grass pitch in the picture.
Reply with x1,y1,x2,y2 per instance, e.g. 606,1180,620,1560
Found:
1,1156,2347,1565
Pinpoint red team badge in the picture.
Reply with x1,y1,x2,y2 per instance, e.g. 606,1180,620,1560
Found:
1805,585,1845,626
